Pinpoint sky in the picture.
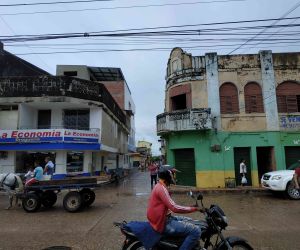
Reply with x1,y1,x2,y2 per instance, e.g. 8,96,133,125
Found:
1,0,300,155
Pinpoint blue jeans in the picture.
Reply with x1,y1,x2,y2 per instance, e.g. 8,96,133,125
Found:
163,215,201,250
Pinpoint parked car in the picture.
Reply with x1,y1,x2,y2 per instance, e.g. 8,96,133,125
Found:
261,161,300,200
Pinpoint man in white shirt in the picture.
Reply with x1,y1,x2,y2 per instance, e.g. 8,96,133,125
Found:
44,156,55,176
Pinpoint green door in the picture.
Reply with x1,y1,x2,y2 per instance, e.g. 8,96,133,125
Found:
174,149,196,186
234,147,252,186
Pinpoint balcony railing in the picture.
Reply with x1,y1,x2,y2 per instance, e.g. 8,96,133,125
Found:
0,76,126,126
157,108,212,134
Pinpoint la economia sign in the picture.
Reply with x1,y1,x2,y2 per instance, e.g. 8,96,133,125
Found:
0,129,99,144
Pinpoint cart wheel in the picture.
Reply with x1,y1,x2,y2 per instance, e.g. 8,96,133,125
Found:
22,193,41,213
42,191,57,208
63,191,82,212
80,189,95,207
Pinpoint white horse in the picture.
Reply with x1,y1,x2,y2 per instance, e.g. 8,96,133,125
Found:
0,173,24,209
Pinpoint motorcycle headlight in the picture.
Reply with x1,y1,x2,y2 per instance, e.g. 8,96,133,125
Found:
271,175,282,180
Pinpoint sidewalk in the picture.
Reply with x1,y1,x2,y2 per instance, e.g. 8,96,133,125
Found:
171,185,268,194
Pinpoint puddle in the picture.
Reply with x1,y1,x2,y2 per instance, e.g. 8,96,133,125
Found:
135,192,149,196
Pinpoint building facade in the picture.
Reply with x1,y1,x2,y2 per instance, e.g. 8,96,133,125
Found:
56,65,136,169
157,48,300,188
0,44,133,177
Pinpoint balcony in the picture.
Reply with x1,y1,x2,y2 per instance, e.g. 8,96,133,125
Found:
157,108,212,134
0,76,126,126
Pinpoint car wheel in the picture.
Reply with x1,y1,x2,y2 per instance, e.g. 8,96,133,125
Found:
286,181,300,200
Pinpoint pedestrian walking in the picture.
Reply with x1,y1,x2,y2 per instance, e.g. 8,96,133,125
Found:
239,159,247,186
148,161,158,189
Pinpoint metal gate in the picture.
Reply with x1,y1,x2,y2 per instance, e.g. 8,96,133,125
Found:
234,147,252,186
173,149,196,186
285,146,300,168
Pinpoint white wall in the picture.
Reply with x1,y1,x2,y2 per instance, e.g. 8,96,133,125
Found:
0,151,16,173
0,110,18,129
19,104,37,129
56,65,90,81
90,107,102,131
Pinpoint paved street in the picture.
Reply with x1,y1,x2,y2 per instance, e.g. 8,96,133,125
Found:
0,169,299,250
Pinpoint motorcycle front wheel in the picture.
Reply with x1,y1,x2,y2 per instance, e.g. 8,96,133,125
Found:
229,241,253,250
122,240,145,250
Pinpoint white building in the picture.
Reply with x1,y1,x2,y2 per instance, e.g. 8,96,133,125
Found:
0,44,134,177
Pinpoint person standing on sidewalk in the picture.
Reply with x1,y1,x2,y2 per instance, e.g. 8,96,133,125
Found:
239,159,247,186
148,161,158,189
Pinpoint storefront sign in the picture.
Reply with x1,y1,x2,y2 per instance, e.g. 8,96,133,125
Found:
280,115,300,130
0,129,100,144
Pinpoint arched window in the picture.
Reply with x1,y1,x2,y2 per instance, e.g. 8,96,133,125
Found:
244,82,264,113
219,82,239,114
276,81,300,113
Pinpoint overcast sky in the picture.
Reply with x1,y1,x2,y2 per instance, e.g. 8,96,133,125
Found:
1,0,300,155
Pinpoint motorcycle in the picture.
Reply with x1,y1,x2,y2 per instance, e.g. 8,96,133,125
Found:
114,191,253,250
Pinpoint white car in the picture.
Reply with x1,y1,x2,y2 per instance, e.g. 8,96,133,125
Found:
261,161,300,200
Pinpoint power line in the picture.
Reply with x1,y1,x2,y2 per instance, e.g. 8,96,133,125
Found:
2,16,299,39
3,23,300,43
0,0,246,16
228,0,300,54
0,0,114,7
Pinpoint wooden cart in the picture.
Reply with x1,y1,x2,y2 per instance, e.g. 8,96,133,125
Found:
17,177,97,213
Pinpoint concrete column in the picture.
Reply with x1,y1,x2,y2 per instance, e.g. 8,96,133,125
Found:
259,50,279,131
55,151,67,174
51,108,63,128
83,151,92,173
205,53,221,130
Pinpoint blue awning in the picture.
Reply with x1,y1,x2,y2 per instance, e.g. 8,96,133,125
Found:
0,143,101,151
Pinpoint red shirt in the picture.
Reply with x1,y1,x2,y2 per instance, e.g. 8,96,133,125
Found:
147,181,197,233
295,167,300,176
148,164,158,175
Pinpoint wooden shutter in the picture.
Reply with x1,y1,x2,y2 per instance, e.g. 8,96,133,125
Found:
220,82,239,114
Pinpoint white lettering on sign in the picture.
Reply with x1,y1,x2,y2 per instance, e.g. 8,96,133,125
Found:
0,129,100,144
293,139,300,145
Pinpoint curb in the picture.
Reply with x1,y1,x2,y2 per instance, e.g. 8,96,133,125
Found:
171,186,269,194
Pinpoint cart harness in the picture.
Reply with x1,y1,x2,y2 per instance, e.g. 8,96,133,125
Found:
0,173,17,190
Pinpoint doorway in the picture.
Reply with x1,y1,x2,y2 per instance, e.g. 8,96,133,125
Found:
256,147,276,182
234,147,252,186
173,148,196,186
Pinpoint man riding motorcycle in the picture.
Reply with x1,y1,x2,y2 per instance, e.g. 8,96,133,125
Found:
147,167,204,250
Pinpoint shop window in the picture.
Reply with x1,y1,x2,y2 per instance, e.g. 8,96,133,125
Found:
63,109,89,130
220,82,239,114
277,81,300,113
38,110,51,129
64,71,77,77
171,94,187,111
67,151,83,172
244,82,264,113
0,151,8,159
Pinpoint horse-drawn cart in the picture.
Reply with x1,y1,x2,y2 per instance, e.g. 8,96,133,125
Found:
17,177,97,213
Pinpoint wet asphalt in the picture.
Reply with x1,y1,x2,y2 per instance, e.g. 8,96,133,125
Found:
0,169,299,250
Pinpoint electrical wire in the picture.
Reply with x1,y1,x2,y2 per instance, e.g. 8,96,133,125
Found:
0,0,247,16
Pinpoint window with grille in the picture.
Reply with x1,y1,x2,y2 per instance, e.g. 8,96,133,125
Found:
220,82,239,114
244,82,264,113
276,82,300,113
63,109,90,130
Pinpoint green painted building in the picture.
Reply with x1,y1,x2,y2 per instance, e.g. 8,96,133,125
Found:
157,48,300,188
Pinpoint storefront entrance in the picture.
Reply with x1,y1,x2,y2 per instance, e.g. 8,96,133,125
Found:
256,147,276,182
16,151,56,173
